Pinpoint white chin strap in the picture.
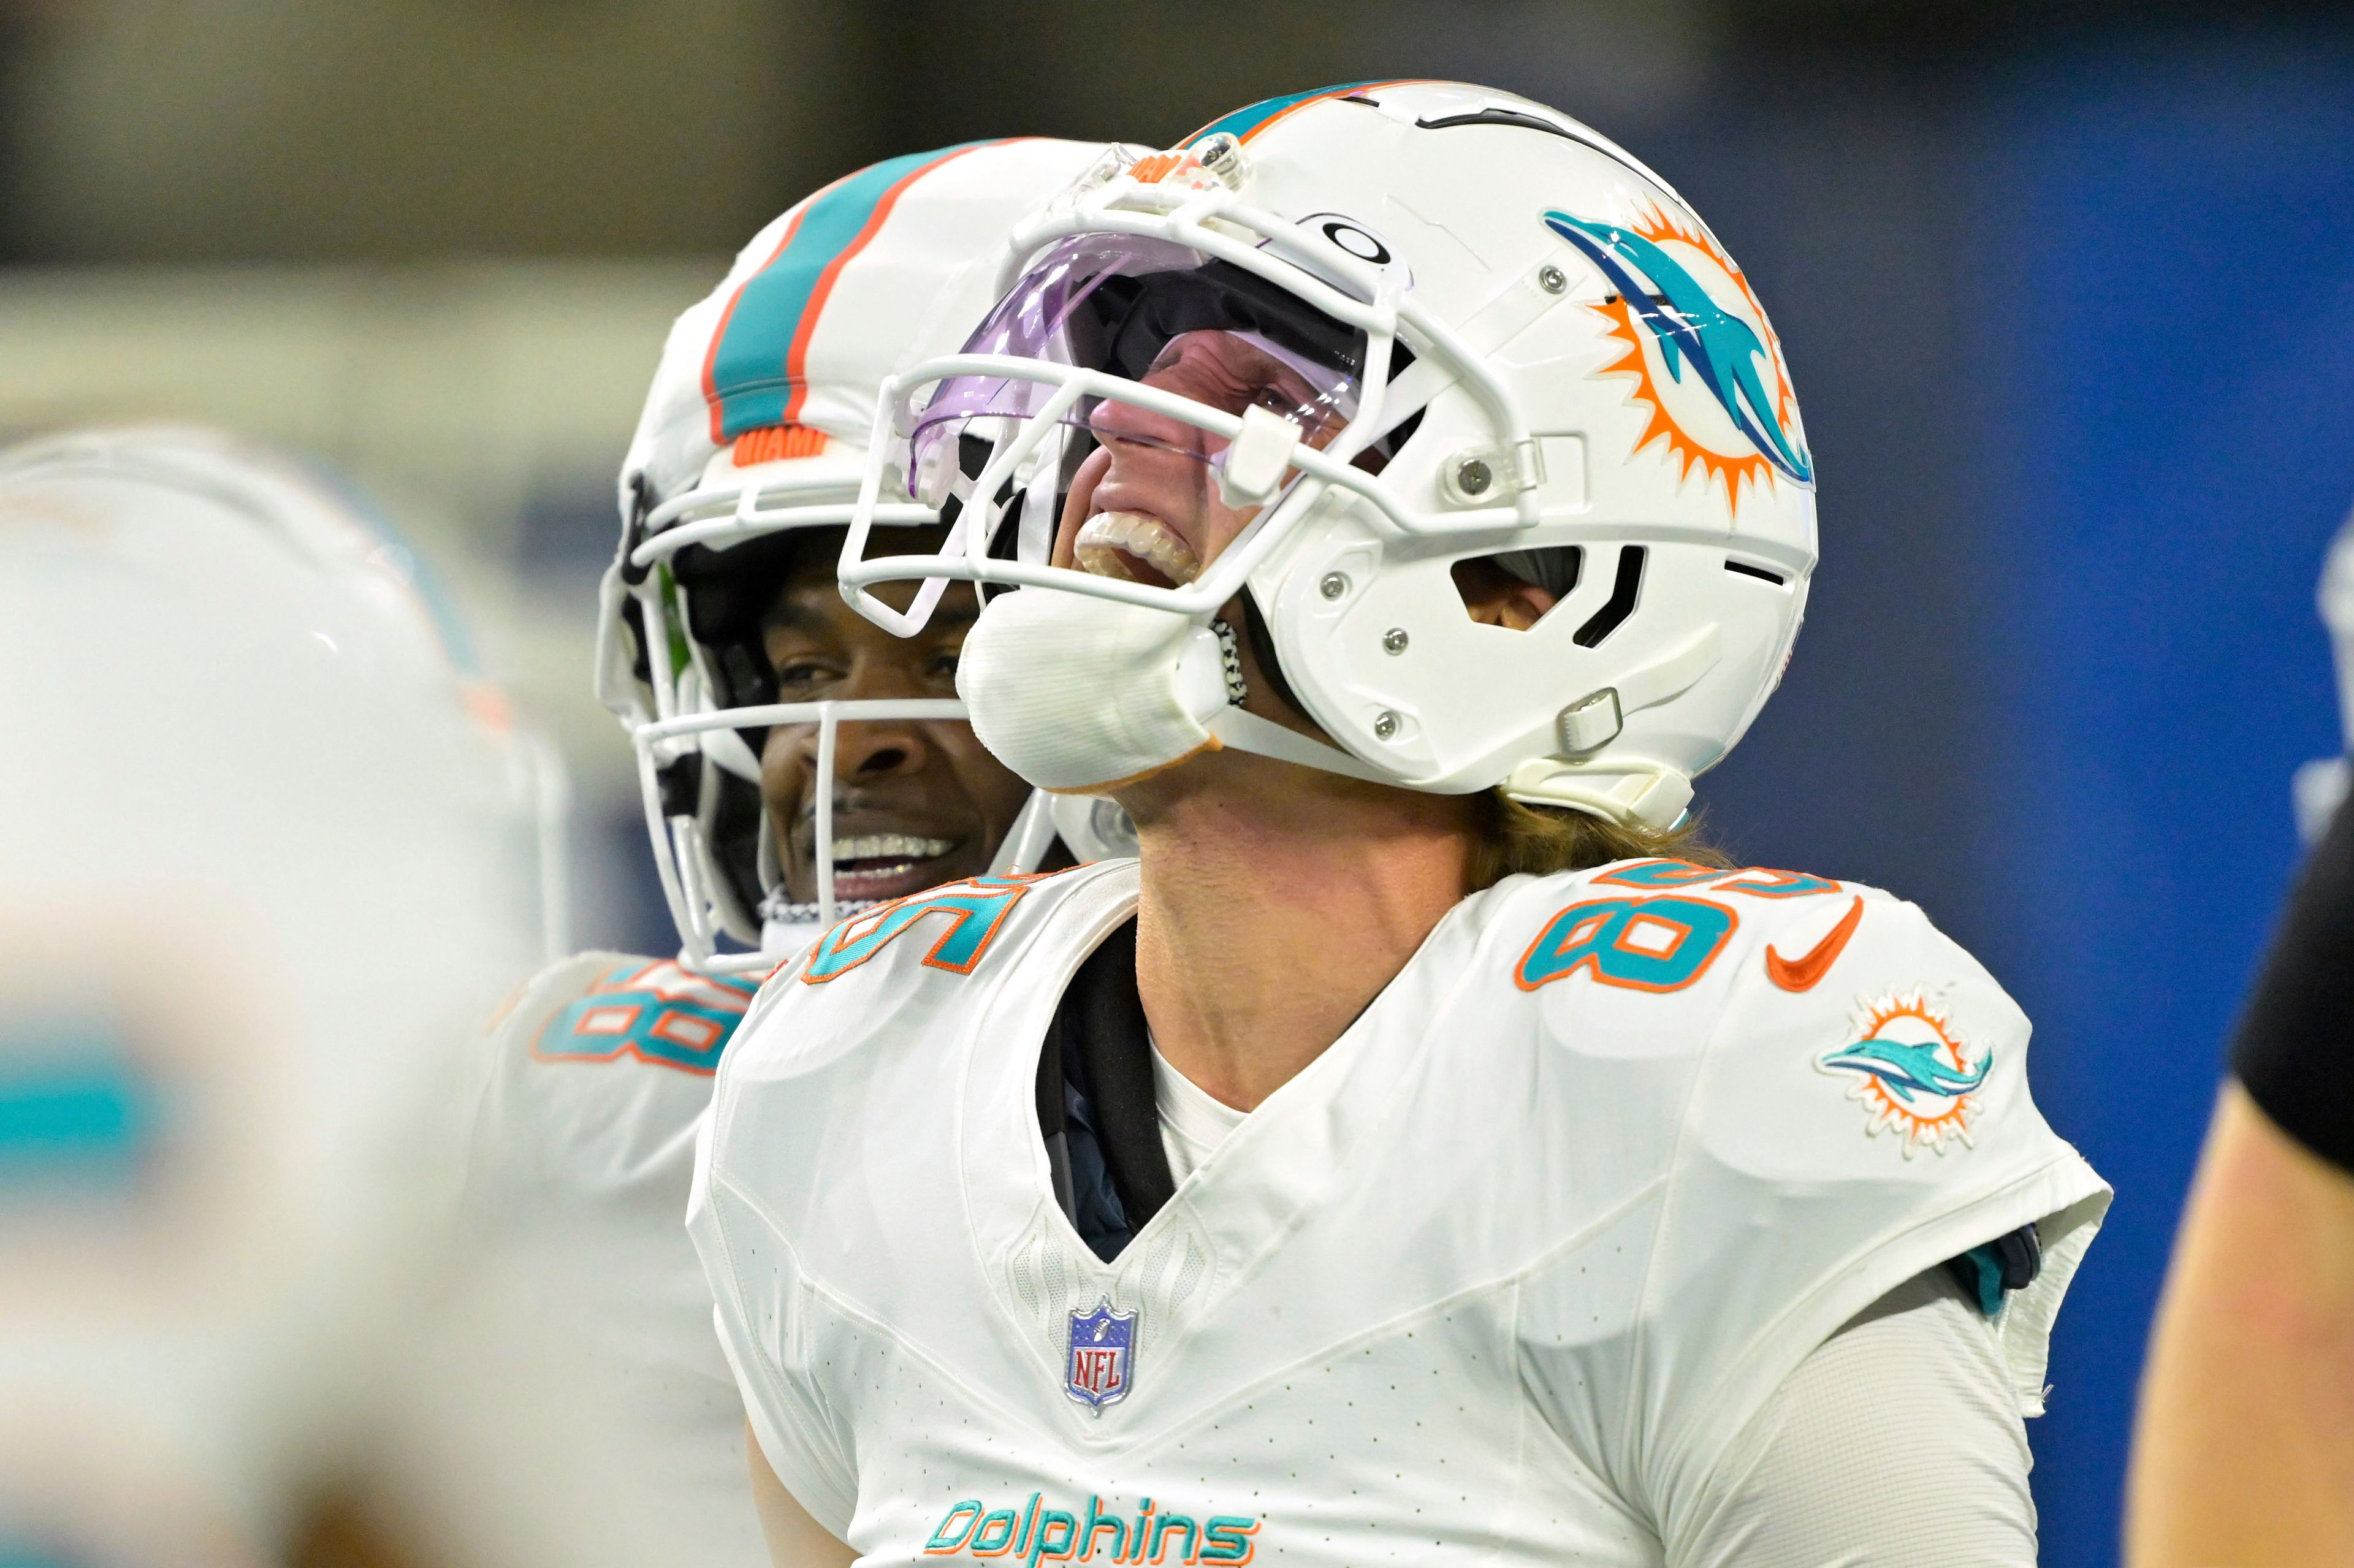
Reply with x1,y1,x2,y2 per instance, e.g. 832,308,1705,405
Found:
957,587,1388,795
958,587,1704,832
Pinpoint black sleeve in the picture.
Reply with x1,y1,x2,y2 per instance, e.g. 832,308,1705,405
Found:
2231,793,2354,1173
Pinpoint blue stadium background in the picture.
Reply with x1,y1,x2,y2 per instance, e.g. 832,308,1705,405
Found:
1684,31,2354,1566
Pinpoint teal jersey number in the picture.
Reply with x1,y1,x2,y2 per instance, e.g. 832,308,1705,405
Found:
1516,895,1739,994
802,875,1045,984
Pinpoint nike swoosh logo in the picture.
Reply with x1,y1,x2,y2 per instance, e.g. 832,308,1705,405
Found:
1766,895,1864,992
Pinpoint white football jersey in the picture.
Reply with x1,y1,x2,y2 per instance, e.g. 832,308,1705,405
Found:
692,858,2107,1566
439,950,787,1568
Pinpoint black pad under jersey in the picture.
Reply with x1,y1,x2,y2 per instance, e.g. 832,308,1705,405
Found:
1035,919,1174,1259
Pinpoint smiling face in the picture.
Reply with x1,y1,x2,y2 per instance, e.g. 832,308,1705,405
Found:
1043,326,1555,781
1054,329,1355,588
756,544,1033,905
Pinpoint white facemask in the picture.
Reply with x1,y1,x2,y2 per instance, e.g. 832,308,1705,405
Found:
956,588,1388,795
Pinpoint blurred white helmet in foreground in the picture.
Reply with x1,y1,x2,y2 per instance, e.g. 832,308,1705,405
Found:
0,893,298,1568
0,427,555,1561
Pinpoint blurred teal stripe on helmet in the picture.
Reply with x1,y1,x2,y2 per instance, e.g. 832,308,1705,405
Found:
0,1548,95,1568
709,143,993,443
0,1024,153,1188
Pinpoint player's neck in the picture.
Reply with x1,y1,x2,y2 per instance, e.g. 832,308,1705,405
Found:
1118,750,1478,1113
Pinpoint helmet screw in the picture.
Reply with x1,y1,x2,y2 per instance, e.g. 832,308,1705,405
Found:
1373,710,1401,740
1195,132,1249,190
1537,263,1568,295
1454,457,1493,497
1319,571,1349,600
1382,627,1409,654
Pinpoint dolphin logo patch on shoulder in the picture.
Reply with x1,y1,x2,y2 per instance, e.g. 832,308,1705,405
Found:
1818,989,1990,1157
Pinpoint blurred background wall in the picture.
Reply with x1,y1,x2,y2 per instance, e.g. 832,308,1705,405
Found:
5,2,2350,1561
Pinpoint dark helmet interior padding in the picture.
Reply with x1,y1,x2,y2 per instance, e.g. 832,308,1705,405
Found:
1083,257,1368,385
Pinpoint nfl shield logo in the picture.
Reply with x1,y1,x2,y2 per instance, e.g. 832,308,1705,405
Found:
1065,1298,1136,1410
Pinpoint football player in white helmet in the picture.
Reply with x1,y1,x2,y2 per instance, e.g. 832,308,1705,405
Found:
0,426,551,1567
448,137,1120,1568
693,83,2109,1567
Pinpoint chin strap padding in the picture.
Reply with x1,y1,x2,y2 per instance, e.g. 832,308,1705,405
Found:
1499,622,1724,829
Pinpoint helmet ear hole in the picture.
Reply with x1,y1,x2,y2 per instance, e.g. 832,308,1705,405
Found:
1451,547,1582,632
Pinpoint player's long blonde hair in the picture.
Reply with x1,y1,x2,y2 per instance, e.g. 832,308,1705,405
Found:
1470,791,1729,890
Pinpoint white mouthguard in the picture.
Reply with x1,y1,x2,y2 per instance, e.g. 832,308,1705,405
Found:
1074,510,1203,587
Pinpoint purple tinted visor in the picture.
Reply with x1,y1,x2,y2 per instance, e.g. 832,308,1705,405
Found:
902,233,1366,499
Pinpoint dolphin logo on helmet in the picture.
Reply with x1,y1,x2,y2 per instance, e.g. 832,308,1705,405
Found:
1543,209,1813,488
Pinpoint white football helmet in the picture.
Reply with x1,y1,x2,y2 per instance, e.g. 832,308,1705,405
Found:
0,425,567,961
0,425,554,1561
600,137,1136,973
841,82,1818,829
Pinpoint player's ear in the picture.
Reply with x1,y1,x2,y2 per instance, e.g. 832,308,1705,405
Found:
1451,557,1557,632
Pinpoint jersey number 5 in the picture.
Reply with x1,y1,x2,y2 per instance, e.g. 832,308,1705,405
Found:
801,875,1042,984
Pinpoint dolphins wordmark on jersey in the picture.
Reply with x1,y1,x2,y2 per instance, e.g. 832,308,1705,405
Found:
690,860,2108,1566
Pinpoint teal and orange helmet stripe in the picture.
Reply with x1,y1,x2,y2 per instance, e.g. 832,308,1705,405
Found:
700,140,1014,446
1181,81,1422,148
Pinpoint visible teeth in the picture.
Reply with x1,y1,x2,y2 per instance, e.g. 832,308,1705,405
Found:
831,833,954,862
1076,511,1202,586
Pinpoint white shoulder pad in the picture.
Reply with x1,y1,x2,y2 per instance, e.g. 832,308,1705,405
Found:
447,953,776,1568
723,864,1123,1089
1495,860,2107,1536
467,951,768,1235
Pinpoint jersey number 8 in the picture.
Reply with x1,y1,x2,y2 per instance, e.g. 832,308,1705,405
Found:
1515,896,1738,994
